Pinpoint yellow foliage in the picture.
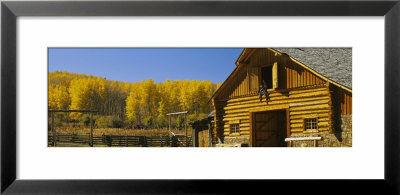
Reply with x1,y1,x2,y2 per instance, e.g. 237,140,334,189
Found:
49,71,218,126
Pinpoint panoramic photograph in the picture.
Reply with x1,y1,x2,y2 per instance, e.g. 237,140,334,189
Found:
48,48,352,147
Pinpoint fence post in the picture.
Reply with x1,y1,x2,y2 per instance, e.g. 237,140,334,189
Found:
126,135,128,147
51,111,56,147
160,134,163,147
108,135,112,147
184,113,187,137
90,112,93,147
192,127,197,147
149,136,152,147
168,115,171,134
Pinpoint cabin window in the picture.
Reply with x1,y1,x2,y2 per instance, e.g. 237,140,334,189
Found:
261,66,273,89
304,118,318,131
230,124,240,134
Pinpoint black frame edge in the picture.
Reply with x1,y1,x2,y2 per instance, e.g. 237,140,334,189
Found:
3,0,399,16
2,180,399,194
1,0,400,194
385,1,400,194
1,2,16,194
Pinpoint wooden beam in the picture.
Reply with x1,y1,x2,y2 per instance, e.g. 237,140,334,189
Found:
273,61,278,89
166,111,188,116
248,104,289,113
285,137,321,141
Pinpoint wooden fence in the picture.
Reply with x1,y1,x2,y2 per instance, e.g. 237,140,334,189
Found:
48,133,192,147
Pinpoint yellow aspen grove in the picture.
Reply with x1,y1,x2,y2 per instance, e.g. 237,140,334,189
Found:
69,77,106,119
55,85,70,109
126,83,141,123
48,85,58,109
49,71,219,128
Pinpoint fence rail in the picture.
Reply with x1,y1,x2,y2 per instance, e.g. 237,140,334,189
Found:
48,133,192,147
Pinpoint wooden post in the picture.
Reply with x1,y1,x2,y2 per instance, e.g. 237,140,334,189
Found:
90,111,93,147
149,137,153,146
184,113,187,137
169,115,172,147
143,136,147,147
184,113,187,146
192,125,196,147
51,111,56,146
160,134,163,147
169,115,171,134
208,123,212,147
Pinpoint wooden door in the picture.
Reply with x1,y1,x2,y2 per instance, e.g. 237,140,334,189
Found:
198,130,209,147
253,110,287,147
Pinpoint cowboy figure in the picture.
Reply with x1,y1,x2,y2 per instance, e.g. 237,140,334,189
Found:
259,80,269,103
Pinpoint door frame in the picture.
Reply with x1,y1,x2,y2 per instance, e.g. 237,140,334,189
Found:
249,104,290,147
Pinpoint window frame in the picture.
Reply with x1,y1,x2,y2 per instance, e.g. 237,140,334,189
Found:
229,123,240,135
303,118,319,133
260,65,274,90
259,62,278,90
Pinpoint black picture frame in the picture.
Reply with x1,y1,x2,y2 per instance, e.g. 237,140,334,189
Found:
1,0,399,194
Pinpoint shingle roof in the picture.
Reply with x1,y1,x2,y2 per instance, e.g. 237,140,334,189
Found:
273,48,352,89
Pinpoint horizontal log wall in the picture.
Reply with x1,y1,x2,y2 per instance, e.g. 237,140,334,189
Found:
217,85,332,137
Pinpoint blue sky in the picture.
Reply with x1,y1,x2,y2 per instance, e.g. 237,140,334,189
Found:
48,48,243,84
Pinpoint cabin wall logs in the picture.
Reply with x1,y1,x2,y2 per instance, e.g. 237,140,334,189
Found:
289,114,352,147
215,85,333,139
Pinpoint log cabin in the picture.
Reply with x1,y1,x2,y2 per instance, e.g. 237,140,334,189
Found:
209,48,352,147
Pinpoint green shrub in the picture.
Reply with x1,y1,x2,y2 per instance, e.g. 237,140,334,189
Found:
144,116,154,128
96,116,124,128
79,114,91,126
176,115,185,129
157,116,168,128
96,116,112,128
112,118,124,128
124,119,135,129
